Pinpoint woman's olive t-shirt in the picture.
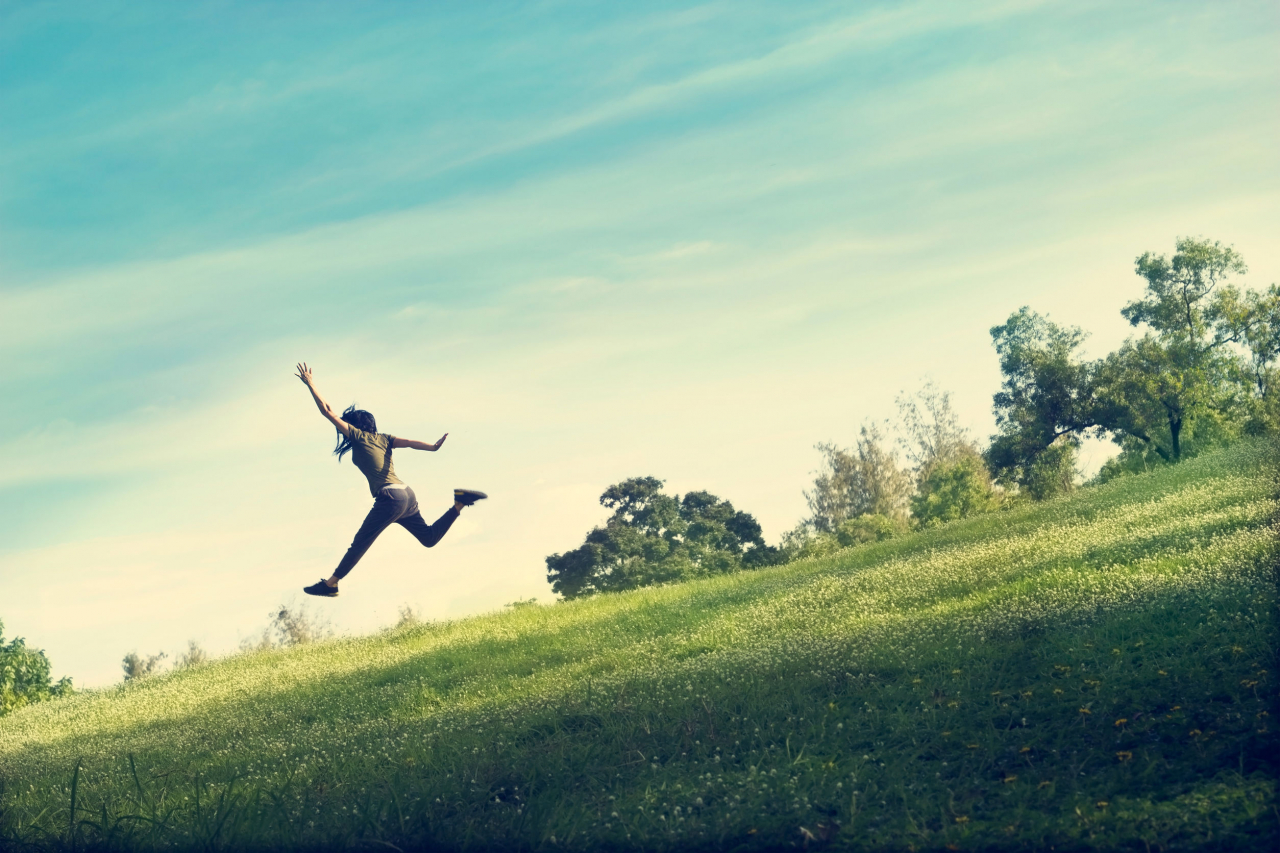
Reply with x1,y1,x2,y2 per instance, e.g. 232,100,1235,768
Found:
346,427,404,496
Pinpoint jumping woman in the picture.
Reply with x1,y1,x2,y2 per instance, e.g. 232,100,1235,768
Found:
295,362,486,597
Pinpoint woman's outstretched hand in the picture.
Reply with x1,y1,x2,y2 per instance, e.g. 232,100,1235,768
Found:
434,433,448,450
295,362,314,386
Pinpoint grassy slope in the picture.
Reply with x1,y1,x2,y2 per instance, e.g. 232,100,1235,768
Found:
1,442,1277,852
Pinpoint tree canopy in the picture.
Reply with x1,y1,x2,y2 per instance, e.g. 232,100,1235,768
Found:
546,477,780,599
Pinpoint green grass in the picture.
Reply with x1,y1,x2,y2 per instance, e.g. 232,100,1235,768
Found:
2,441,1278,852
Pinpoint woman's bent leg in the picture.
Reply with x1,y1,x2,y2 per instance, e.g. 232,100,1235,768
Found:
333,498,403,579
398,505,460,548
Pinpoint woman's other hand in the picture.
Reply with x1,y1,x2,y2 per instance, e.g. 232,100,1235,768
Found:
295,362,314,386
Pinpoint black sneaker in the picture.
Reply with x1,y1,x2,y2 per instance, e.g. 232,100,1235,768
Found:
454,488,488,506
303,579,338,597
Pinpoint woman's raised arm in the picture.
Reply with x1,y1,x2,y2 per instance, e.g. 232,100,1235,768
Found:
295,363,351,436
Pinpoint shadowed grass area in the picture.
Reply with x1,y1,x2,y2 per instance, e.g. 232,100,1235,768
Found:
1,441,1277,851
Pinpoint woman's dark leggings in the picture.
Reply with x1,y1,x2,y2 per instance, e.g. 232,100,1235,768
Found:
333,486,459,580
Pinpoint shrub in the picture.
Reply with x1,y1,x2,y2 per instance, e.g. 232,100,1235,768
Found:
241,605,332,651
911,454,1001,526
175,641,209,670
835,513,901,545
122,651,167,682
1,620,72,716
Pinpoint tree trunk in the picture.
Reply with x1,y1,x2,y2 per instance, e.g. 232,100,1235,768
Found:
1132,430,1171,462
1169,414,1182,461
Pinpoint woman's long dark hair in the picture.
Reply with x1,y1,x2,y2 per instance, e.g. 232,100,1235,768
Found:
334,405,377,461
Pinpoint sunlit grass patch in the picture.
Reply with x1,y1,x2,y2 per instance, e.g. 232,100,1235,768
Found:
1,441,1277,850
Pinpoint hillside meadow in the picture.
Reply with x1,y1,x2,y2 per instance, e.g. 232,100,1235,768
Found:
1,441,1277,851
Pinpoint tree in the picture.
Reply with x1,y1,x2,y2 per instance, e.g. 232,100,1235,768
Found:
898,382,1002,521
896,383,973,479
986,307,1097,493
1097,238,1249,462
1,619,73,716
804,423,912,533
546,477,780,599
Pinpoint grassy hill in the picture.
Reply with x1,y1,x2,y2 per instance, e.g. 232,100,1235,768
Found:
1,442,1277,852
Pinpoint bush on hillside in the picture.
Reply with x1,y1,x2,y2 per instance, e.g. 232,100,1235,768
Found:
911,453,1002,526
834,512,901,544
242,605,332,651
396,605,421,628
1,620,73,715
174,641,209,670
777,512,905,561
546,477,781,599
122,651,168,681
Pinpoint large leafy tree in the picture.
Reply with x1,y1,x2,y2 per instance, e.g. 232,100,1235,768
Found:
1,619,73,716
546,477,780,599
1098,238,1249,461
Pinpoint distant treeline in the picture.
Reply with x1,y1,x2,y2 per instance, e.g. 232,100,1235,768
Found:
548,236,1280,596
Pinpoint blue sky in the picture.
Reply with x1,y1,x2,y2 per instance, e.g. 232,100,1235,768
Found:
2,0,1278,687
